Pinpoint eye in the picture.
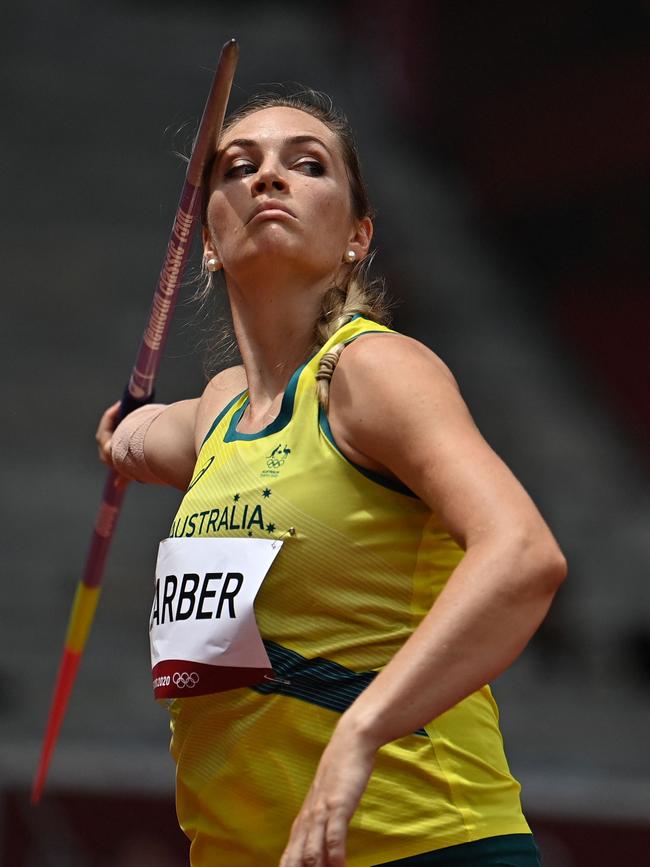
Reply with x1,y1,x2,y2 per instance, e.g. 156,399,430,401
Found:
224,161,257,179
294,159,325,177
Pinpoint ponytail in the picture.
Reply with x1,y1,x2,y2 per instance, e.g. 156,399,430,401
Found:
314,253,390,410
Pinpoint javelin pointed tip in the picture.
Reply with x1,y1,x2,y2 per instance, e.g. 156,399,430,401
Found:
32,648,83,807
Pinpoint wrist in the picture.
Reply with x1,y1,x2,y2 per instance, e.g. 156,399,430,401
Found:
336,705,388,754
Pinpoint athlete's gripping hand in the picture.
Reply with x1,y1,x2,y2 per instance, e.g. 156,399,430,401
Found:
279,722,378,867
95,400,122,469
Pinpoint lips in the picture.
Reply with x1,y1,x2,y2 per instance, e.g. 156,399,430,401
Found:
247,201,296,223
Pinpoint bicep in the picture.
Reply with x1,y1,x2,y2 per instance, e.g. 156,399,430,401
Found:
394,402,537,550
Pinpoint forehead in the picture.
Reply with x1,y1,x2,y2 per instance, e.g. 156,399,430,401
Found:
219,106,340,152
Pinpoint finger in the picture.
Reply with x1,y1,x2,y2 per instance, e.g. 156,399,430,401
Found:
280,802,326,867
95,401,121,443
98,442,130,489
97,433,113,465
301,806,327,867
102,400,121,426
323,811,348,867
113,473,129,491
278,815,305,867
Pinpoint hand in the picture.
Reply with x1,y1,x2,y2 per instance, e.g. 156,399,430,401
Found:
95,400,129,488
279,722,378,867
95,400,121,465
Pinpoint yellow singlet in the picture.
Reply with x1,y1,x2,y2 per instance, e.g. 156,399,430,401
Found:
165,316,530,866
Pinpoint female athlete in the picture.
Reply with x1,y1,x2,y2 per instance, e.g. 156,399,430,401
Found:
97,91,566,867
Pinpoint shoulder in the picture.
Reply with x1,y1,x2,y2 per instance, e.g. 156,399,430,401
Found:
194,364,247,449
329,331,556,553
332,331,459,399
327,332,466,484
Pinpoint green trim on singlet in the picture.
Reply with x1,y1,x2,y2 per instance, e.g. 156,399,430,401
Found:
318,405,417,498
202,316,391,447
223,360,310,442
251,640,428,737
317,322,418,497
201,389,247,448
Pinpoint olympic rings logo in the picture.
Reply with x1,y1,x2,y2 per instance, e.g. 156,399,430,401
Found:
172,671,200,689
266,443,291,470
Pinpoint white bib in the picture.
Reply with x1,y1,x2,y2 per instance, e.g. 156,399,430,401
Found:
149,537,282,699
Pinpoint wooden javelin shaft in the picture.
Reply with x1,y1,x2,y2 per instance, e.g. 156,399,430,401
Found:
32,39,239,804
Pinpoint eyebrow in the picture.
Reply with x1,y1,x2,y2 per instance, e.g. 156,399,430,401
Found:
217,134,333,160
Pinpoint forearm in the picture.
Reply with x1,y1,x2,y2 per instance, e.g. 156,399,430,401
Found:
111,399,198,489
339,537,566,749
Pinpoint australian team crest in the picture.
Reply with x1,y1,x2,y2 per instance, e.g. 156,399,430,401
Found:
262,443,291,478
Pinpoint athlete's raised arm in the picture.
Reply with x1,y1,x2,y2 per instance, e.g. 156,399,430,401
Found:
96,399,199,490
96,364,247,491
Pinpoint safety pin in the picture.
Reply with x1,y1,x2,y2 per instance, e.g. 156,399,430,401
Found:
272,526,296,549
263,673,291,686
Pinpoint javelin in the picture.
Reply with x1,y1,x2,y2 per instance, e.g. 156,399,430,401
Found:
32,38,239,804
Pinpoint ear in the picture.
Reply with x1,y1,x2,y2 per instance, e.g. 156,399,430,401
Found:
346,217,373,262
202,226,223,271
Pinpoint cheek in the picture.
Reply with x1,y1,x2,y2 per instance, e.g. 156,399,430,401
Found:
307,185,352,235
324,206,354,249
206,193,239,245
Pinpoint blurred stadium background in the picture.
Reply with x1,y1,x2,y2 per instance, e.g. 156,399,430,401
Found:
2,1,648,864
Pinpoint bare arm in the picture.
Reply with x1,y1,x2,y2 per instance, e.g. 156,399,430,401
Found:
330,333,566,742
96,365,247,491
96,399,199,490
281,333,566,866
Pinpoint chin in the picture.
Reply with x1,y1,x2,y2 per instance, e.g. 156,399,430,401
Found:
243,235,305,264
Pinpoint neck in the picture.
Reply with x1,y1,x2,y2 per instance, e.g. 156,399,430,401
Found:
225,269,332,424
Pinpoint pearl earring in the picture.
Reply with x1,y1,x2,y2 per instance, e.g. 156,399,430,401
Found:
344,250,356,263
206,257,221,272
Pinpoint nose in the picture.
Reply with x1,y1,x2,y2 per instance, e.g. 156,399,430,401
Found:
252,160,288,195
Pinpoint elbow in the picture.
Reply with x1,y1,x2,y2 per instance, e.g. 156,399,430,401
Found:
520,534,567,598
467,522,568,601
488,526,566,600
539,544,567,593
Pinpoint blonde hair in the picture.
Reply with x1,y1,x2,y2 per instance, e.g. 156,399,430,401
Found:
313,251,389,409
199,88,391,405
